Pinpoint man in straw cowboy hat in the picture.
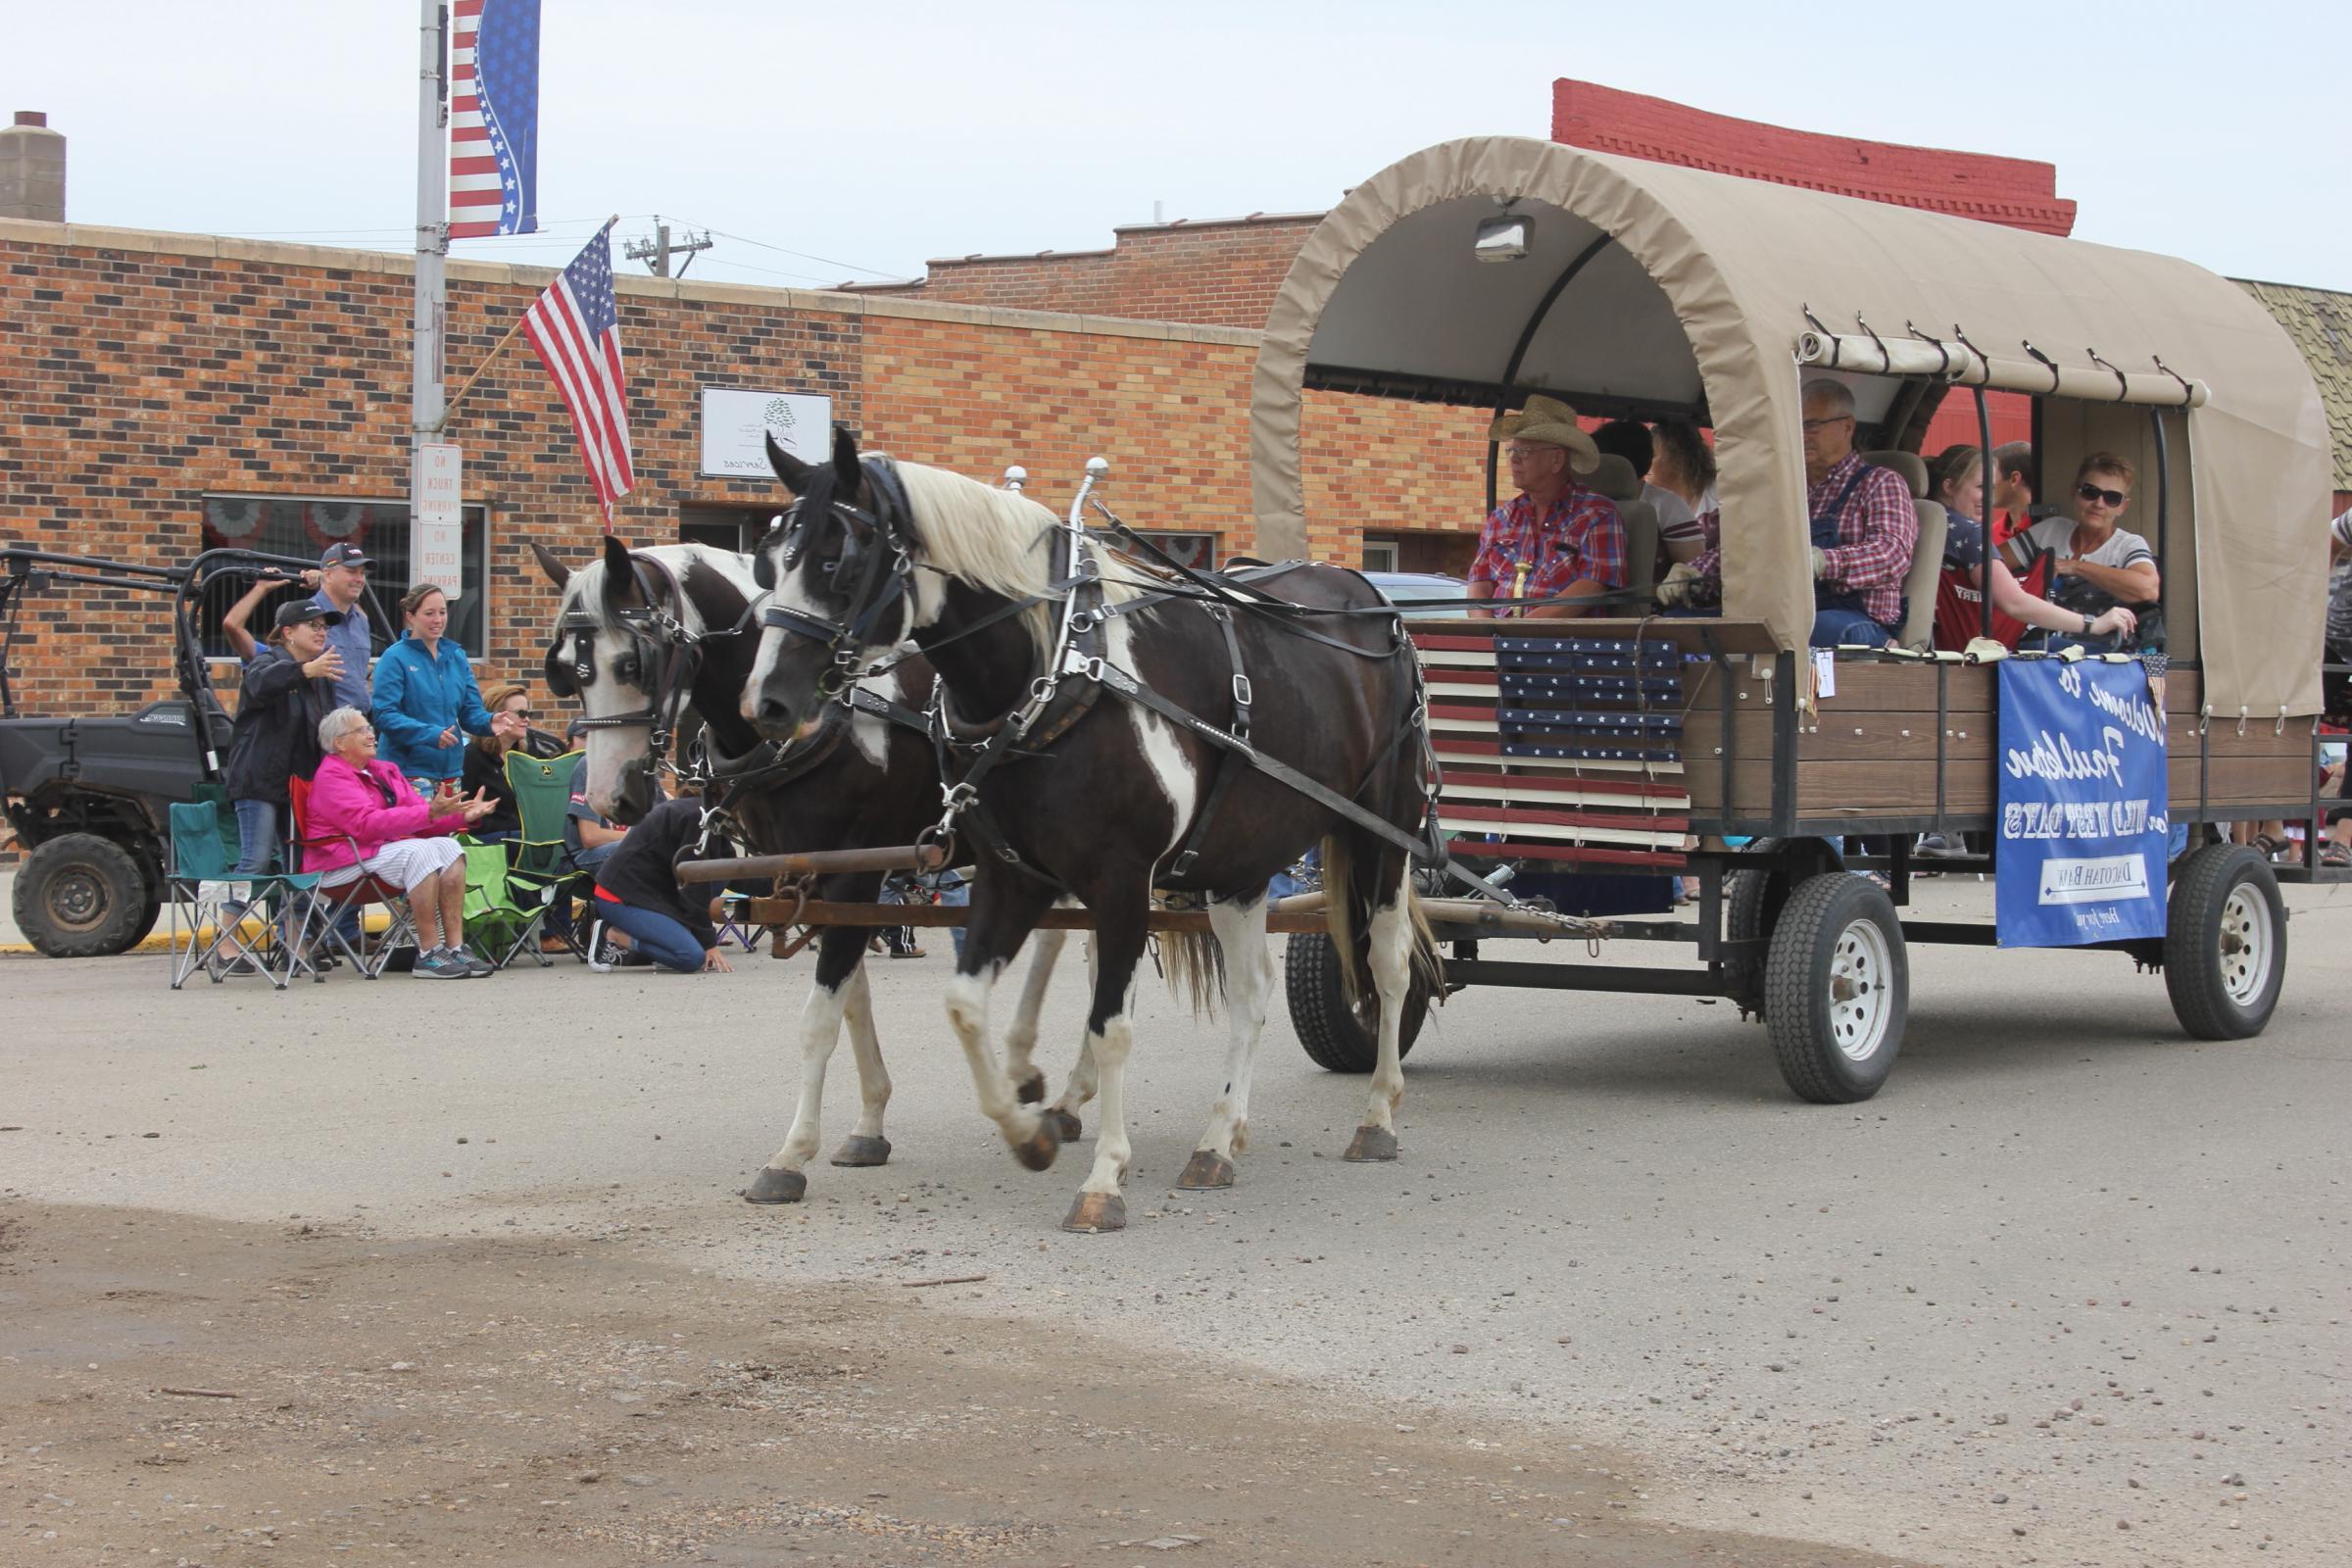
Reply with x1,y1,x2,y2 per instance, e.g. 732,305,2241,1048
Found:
1466,395,1629,620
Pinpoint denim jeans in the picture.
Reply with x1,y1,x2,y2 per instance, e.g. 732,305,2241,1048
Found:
1810,607,1895,648
594,899,706,973
231,798,280,880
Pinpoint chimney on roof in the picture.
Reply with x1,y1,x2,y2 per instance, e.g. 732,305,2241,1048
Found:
2,111,66,222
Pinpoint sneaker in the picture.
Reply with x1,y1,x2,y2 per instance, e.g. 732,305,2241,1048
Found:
412,948,469,979
452,944,496,977
1915,833,1952,858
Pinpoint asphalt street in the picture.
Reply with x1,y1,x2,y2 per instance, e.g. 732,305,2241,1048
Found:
4,875,2347,1566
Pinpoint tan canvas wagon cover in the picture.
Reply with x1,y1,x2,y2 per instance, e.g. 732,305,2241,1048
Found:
1250,136,2331,718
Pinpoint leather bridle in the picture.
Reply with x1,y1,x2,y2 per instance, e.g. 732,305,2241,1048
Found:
756,459,921,699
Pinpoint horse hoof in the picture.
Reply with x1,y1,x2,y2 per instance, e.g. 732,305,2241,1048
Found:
1344,1125,1399,1162
743,1166,808,1203
1048,1108,1084,1143
1061,1192,1127,1234
829,1135,892,1168
1011,1116,1062,1173
1175,1150,1236,1190
1014,1072,1046,1105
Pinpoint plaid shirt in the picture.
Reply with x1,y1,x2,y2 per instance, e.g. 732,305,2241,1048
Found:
1689,454,1917,627
1467,483,1628,612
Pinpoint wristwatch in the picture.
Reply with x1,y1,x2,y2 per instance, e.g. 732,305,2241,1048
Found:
2081,612,2094,635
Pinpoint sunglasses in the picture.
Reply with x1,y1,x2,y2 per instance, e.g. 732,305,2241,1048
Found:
1801,416,1854,433
2076,481,2130,509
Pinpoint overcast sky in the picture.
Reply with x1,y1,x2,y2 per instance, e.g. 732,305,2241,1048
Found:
11,1,2348,293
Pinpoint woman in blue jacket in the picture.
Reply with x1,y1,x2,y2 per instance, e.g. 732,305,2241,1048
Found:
370,583,518,790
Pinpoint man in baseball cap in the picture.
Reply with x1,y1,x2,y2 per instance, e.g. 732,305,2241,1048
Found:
1467,395,1628,620
307,543,374,710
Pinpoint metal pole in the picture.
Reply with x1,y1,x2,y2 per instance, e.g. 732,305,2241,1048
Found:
1975,387,1994,644
411,1,448,495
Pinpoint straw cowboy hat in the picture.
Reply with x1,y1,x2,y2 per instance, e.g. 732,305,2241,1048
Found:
1487,395,1601,474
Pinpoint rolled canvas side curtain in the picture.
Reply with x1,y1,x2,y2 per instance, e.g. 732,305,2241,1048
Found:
1795,332,2209,409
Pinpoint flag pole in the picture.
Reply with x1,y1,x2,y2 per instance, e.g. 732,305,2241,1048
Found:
410,0,448,517
431,214,619,435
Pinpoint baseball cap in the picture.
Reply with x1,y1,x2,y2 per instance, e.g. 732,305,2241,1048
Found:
319,542,369,569
566,717,590,741
274,601,345,630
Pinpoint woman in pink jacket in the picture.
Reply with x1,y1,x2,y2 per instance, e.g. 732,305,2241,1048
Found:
309,706,498,978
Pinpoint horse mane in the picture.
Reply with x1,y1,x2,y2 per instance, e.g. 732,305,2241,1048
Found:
561,542,760,633
889,460,1147,650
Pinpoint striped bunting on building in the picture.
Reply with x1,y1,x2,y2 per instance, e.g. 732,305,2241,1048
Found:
1414,630,1690,869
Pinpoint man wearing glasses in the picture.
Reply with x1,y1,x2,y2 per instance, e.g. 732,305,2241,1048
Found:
1661,379,1916,646
1465,395,1629,620
2018,455,2161,618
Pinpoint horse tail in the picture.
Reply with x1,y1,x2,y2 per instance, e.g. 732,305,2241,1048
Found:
1320,832,1446,1012
1156,926,1228,1019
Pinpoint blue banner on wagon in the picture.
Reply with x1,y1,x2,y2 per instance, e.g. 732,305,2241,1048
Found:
1994,659,2169,948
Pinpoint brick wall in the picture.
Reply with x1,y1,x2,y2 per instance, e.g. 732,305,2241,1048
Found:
848,214,1324,330
0,220,1489,740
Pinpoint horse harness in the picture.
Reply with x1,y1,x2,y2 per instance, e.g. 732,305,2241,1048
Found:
760,458,1504,900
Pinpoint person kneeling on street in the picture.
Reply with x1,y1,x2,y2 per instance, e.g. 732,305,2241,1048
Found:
308,706,500,978
586,793,734,975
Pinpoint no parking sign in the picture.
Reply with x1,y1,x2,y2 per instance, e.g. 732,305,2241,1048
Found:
1995,659,2169,948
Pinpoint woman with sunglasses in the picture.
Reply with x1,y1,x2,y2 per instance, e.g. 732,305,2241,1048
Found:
2015,454,2161,644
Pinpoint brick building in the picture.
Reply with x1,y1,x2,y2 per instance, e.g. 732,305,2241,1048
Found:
0,217,1489,726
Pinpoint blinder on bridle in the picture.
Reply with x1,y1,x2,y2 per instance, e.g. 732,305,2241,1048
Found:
758,458,918,698
545,558,704,760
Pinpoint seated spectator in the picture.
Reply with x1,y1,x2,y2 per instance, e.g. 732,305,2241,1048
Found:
1593,418,1700,551
1646,419,1718,566
564,731,628,874
308,706,500,979
219,602,345,959
2324,510,2351,726
585,793,734,975
1990,441,2045,558
460,683,561,842
1659,379,1917,648
1467,396,1629,619
2021,453,2160,612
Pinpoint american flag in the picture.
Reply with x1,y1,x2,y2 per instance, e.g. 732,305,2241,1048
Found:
523,224,634,521
448,0,541,239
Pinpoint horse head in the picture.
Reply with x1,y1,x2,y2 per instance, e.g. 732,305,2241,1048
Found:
746,426,918,738
539,535,745,823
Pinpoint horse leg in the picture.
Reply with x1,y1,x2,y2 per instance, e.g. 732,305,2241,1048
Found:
1177,894,1273,1191
1062,893,1151,1233
746,925,870,1202
827,958,893,1167
1346,860,1417,1163
942,871,1063,1172
1001,926,1065,1106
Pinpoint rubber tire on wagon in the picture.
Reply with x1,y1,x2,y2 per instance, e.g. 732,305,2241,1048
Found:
1763,872,1908,1103
12,832,150,957
1284,930,1429,1073
2163,844,2286,1041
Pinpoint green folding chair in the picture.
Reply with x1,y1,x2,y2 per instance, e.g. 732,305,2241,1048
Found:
459,837,556,968
505,748,589,961
166,799,323,989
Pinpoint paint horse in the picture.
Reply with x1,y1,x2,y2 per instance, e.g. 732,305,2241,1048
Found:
746,429,1440,1233
533,537,1090,1202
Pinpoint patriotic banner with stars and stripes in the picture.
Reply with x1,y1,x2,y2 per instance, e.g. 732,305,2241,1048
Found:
523,223,634,521
448,0,540,239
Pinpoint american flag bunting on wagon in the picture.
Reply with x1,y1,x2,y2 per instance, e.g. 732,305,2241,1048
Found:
523,224,635,523
447,0,541,239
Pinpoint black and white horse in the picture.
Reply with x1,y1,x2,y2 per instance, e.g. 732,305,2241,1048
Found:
745,430,1440,1233
533,537,1088,1201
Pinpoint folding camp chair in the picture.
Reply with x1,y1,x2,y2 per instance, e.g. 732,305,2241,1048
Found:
459,837,559,968
165,799,322,989
285,773,420,979
505,748,589,961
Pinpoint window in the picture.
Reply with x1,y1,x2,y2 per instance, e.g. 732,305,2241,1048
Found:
197,495,489,661
679,505,780,557
1131,530,1218,570
1360,541,1399,573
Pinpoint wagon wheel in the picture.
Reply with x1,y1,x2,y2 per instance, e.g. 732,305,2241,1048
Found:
1284,930,1429,1073
2163,845,2285,1041
1763,872,1908,1103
